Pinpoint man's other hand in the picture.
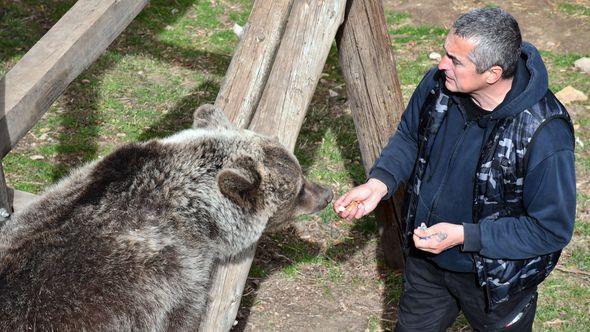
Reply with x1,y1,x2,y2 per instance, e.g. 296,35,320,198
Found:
413,222,464,254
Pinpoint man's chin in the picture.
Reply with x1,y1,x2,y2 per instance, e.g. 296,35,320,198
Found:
444,80,458,92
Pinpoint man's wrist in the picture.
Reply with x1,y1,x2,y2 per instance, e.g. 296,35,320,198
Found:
367,178,388,198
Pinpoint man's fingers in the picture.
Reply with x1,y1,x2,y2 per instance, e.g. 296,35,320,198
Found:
333,193,349,209
353,203,365,219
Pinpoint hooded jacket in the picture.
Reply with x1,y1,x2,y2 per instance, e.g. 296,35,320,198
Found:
369,42,576,272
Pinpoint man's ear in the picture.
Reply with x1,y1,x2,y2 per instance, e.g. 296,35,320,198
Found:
193,104,234,130
486,65,503,84
217,157,261,209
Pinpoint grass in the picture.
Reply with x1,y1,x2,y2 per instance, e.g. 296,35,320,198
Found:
1,1,589,331
558,2,590,17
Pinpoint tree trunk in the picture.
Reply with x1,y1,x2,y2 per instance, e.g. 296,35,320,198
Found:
336,0,406,269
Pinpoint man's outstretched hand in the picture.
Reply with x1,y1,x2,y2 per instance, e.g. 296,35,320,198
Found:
333,178,388,219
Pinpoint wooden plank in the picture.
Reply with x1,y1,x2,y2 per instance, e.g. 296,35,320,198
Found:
0,0,148,159
0,163,10,221
215,0,294,128
202,1,294,330
201,1,346,330
250,0,347,151
336,0,406,269
11,189,38,213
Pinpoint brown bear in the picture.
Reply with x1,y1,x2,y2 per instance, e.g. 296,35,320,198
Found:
0,104,333,331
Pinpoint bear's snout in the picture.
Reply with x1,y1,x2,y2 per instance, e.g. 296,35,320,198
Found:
302,180,333,213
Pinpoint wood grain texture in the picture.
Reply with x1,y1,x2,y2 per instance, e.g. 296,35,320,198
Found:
215,0,294,128
203,1,346,330
0,163,10,217
336,0,406,269
250,0,347,151
0,0,148,159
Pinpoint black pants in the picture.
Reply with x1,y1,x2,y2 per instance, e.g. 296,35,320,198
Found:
395,254,538,332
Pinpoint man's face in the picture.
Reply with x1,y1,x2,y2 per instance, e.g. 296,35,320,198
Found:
438,33,489,93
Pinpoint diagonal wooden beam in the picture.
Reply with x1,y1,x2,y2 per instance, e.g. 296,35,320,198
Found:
249,0,346,151
215,0,295,129
203,0,347,330
0,0,148,160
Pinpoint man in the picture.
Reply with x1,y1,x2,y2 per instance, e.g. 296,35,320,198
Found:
334,7,575,332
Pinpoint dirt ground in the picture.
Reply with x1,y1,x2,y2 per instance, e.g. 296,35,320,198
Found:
231,1,589,331
384,0,590,54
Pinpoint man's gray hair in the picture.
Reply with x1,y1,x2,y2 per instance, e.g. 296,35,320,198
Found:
452,7,522,78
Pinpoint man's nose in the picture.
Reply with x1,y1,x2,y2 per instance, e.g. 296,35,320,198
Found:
438,55,451,71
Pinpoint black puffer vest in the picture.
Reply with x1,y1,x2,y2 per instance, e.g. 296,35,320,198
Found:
404,81,573,309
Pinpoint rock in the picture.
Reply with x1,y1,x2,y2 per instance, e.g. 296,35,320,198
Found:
233,23,244,39
328,89,339,98
429,52,441,62
555,86,588,104
574,57,590,74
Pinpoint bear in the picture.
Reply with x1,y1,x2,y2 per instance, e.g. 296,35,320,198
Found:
0,104,333,331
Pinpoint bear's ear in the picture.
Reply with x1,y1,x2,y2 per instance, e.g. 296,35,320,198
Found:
217,157,261,209
193,104,234,130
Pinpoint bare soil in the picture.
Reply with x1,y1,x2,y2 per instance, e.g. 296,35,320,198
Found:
383,0,590,54
232,1,590,331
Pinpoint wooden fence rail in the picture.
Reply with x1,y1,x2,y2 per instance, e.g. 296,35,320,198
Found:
0,0,148,161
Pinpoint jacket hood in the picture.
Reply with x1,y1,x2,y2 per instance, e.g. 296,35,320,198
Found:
489,42,549,120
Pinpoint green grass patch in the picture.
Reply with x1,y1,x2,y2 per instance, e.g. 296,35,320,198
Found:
385,11,412,26
390,25,448,44
539,51,590,92
536,273,590,331
558,2,590,17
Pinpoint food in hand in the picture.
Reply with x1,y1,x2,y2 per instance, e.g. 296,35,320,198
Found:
337,200,361,212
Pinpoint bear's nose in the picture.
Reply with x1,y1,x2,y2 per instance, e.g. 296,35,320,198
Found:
316,183,333,207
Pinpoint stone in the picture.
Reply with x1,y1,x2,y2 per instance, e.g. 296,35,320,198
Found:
555,86,588,104
233,23,244,39
574,57,590,74
429,52,441,62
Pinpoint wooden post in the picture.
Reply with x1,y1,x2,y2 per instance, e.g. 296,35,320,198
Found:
0,163,11,224
336,0,406,269
215,0,295,129
201,0,346,330
250,0,346,150
0,78,9,221
0,0,148,159
203,1,294,328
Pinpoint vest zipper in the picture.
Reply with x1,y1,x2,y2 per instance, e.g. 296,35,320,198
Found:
426,120,475,224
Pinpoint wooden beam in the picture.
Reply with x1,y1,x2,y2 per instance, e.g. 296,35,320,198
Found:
336,0,406,269
202,0,346,330
202,2,294,329
250,0,346,151
11,189,38,213
0,0,148,159
215,0,294,128
0,163,10,222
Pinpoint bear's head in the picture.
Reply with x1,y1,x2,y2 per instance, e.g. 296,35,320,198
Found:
193,104,333,233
